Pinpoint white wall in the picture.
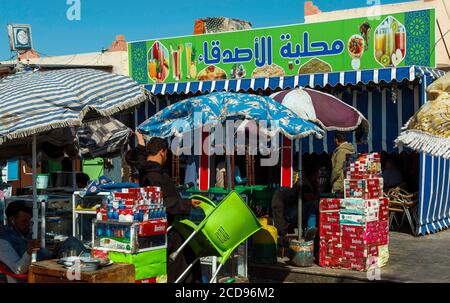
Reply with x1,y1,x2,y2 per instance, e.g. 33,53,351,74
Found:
1,51,129,75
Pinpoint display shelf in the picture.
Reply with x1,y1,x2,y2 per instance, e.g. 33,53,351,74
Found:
92,219,168,254
72,191,111,243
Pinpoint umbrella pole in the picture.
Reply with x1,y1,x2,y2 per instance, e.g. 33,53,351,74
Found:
32,134,38,240
298,139,303,240
226,155,232,191
72,159,77,191
225,127,233,191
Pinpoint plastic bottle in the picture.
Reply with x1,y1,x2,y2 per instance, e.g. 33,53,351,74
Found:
31,251,37,263
307,214,317,229
97,225,103,237
153,206,158,219
108,207,114,220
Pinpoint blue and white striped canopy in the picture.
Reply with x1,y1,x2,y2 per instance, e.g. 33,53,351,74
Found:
145,66,445,95
0,68,148,144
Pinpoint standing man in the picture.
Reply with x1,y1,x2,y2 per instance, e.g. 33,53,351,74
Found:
331,132,355,196
126,130,202,283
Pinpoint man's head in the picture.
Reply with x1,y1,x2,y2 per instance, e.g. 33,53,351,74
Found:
146,137,169,166
5,201,33,236
334,132,347,147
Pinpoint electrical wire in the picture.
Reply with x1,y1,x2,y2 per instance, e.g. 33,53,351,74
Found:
442,0,450,22
427,28,450,64
36,50,106,68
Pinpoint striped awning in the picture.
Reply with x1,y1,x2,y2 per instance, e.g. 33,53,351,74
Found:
146,66,445,95
0,68,148,145
418,154,450,235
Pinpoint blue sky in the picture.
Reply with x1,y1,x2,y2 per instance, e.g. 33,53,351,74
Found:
0,0,413,60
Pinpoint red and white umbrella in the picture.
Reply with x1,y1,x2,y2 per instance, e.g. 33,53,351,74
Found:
270,88,369,135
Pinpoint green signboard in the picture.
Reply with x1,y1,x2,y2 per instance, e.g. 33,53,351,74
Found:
129,9,435,84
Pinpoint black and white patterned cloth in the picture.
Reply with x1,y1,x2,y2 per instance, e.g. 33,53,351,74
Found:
77,117,131,159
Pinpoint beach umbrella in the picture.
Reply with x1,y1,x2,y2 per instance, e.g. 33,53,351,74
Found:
138,92,323,194
0,68,149,240
396,73,450,158
138,91,324,140
270,88,369,135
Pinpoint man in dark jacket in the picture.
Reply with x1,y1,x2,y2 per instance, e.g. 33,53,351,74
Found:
126,130,202,283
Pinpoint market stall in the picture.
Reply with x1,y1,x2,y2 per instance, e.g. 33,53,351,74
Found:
135,91,323,278
128,7,444,242
396,72,450,235
0,68,148,251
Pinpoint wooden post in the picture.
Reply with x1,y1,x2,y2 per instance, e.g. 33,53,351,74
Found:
172,155,180,185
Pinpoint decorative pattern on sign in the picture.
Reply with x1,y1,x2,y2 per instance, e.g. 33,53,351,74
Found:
405,10,431,66
130,42,148,84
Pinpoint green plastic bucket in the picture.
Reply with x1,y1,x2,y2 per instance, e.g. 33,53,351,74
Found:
36,174,50,189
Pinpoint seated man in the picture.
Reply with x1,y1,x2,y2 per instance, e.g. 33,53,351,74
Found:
272,166,320,243
0,201,88,283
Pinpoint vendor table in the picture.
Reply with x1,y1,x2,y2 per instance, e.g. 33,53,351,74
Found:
28,260,135,283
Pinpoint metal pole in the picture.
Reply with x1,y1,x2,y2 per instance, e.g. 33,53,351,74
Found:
298,139,303,240
226,155,232,191
72,193,76,237
175,257,200,283
72,159,77,191
32,134,38,240
40,200,46,248
210,261,223,283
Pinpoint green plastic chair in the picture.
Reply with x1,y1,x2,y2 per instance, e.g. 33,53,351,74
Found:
171,191,261,283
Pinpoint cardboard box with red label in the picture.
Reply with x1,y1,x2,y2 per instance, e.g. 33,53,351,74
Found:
138,219,168,237
344,178,383,200
320,199,341,212
321,212,340,224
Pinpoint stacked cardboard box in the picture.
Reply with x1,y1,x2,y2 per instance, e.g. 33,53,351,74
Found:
345,153,381,179
344,179,383,199
319,153,389,272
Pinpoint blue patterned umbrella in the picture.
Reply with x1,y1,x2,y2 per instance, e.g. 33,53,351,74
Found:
138,92,323,140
